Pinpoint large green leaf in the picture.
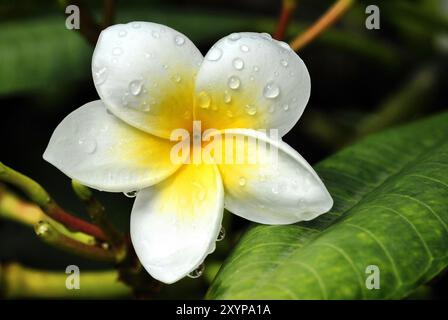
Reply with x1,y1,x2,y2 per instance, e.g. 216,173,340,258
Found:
208,112,448,299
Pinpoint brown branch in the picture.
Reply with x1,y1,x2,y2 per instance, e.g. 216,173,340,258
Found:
102,0,116,28
274,0,297,40
290,0,355,51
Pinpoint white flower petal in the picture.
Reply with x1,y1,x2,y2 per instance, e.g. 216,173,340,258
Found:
130,163,224,284
43,100,183,192
215,129,332,224
194,32,310,137
92,22,203,138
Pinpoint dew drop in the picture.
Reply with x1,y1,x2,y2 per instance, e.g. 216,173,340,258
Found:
197,91,211,109
78,138,97,154
188,264,205,279
263,82,280,99
249,76,255,81
240,44,250,53
228,76,241,90
280,59,288,67
261,32,272,39
174,35,185,46
268,105,275,113
172,74,182,83
223,90,232,104
124,190,139,198
279,41,291,51
207,47,223,61
132,22,141,28
118,30,127,37
216,227,226,241
163,64,168,70
226,110,234,118
129,80,143,96
253,66,260,72
228,33,241,41
271,185,279,194
141,101,150,112
35,221,50,236
245,105,257,115
232,58,244,70
238,177,246,186
151,30,160,39
145,52,154,59
112,47,123,56
93,66,108,85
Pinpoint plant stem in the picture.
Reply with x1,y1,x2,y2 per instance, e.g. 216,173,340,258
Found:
72,180,125,251
35,221,117,263
0,263,130,299
274,0,297,40
290,0,355,51
102,0,115,28
0,162,107,240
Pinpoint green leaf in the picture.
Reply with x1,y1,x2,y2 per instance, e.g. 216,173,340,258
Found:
208,112,448,299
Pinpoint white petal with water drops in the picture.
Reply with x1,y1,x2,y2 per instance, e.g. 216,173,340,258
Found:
194,32,310,137
214,129,333,224
43,100,183,192
92,21,203,139
130,163,224,284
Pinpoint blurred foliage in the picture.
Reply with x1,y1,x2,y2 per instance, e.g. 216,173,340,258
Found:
0,0,447,299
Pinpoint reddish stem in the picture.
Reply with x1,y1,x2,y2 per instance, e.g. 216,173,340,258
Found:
274,1,297,40
45,201,107,241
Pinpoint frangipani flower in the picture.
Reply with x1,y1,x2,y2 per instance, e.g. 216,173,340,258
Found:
43,22,333,284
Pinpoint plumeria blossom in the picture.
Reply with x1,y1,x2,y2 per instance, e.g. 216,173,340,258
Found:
43,22,333,284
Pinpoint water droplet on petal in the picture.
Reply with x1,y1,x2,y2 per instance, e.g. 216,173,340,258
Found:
129,80,143,96
118,30,127,37
151,30,160,39
78,138,97,154
112,47,123,56
207,47,223,61
279,41,291,51
228,76,241,90
283,104,289,111
174,35,185,46
145,52,154,59
141,101,150,112
232,58,244,70
253,66,259,72
188,264,205,278
93,66,108,85
272,185,279,194
280,59,288,67
124,190,139,198
263,82,280,99
238,177,246,186
226,110,233,118
268,105,275,113
240,44,250,52
216,227,226,241
228,33,241,41
132,22,141,28
172,74,182,83
197,91,211,109
245,105,257,115
261,32,272,39
223,90,232,104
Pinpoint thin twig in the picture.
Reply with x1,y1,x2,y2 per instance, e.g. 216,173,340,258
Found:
274,0,297,40
72,180,125,250
290,0,355,51
102,0,116,28
0,162,107,241
35,220,117,262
